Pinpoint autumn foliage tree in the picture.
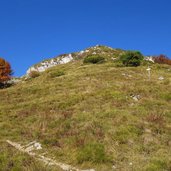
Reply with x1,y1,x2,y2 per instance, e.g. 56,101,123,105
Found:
153,54,171,65
0,57,12,87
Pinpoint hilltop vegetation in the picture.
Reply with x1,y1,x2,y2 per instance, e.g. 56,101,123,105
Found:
26,45,125,75
0,46,171,170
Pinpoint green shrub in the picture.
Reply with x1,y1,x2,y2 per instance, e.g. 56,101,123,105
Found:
145,159,168,171
120,51,144,67
161,93,171,101
48,70,65,78
77,143,108,163
83,55,105,64
113,125,142,144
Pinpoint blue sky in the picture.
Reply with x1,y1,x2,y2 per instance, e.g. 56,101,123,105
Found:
0,0,171,76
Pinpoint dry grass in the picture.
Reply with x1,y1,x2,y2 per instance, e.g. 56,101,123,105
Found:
0,60,171,170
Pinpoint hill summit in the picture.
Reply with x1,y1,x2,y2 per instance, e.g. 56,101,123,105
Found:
26,45,126,75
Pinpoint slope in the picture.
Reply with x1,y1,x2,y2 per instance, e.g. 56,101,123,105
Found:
0,47,171,170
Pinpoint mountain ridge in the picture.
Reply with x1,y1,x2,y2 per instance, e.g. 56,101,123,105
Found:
26,45,126,75
26,45,155,76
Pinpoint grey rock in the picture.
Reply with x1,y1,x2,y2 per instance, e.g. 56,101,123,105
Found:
26,54,73,75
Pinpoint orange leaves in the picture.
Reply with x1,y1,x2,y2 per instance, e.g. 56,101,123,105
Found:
153,54,171,65
0,57,12,83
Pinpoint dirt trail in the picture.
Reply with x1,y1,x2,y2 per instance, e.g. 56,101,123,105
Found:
6,140,95,171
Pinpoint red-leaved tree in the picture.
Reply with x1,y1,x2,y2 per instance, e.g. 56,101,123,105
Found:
153,54,171,65
0,57,12,86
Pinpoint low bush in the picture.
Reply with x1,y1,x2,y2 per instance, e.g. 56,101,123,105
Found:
120,51,144,67
113,125,142,144
162,93,171,101
145,159,168,171
77,143,108,163
83,55,105,64
48,70,65,78
29,71,40,78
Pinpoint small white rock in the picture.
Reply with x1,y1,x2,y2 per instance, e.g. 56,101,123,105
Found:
133,96,139,101
80,50,84,54
130,94,140,101
146,67,151,71
158,76,164,80
129,162,133,166
112,165,117,169
34,142,42,150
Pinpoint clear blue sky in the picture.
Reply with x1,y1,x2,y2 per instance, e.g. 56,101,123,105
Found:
0,0,171,76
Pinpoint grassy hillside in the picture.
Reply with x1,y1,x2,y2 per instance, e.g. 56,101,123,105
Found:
0,48,171,170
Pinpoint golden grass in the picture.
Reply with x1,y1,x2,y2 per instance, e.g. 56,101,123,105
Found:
0,60,171,170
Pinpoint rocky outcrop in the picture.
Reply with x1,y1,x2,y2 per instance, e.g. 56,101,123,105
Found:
26,54,73,75
144,56,154,63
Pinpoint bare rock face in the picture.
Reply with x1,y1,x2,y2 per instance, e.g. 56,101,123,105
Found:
26,54,73,75
144,56,154,63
